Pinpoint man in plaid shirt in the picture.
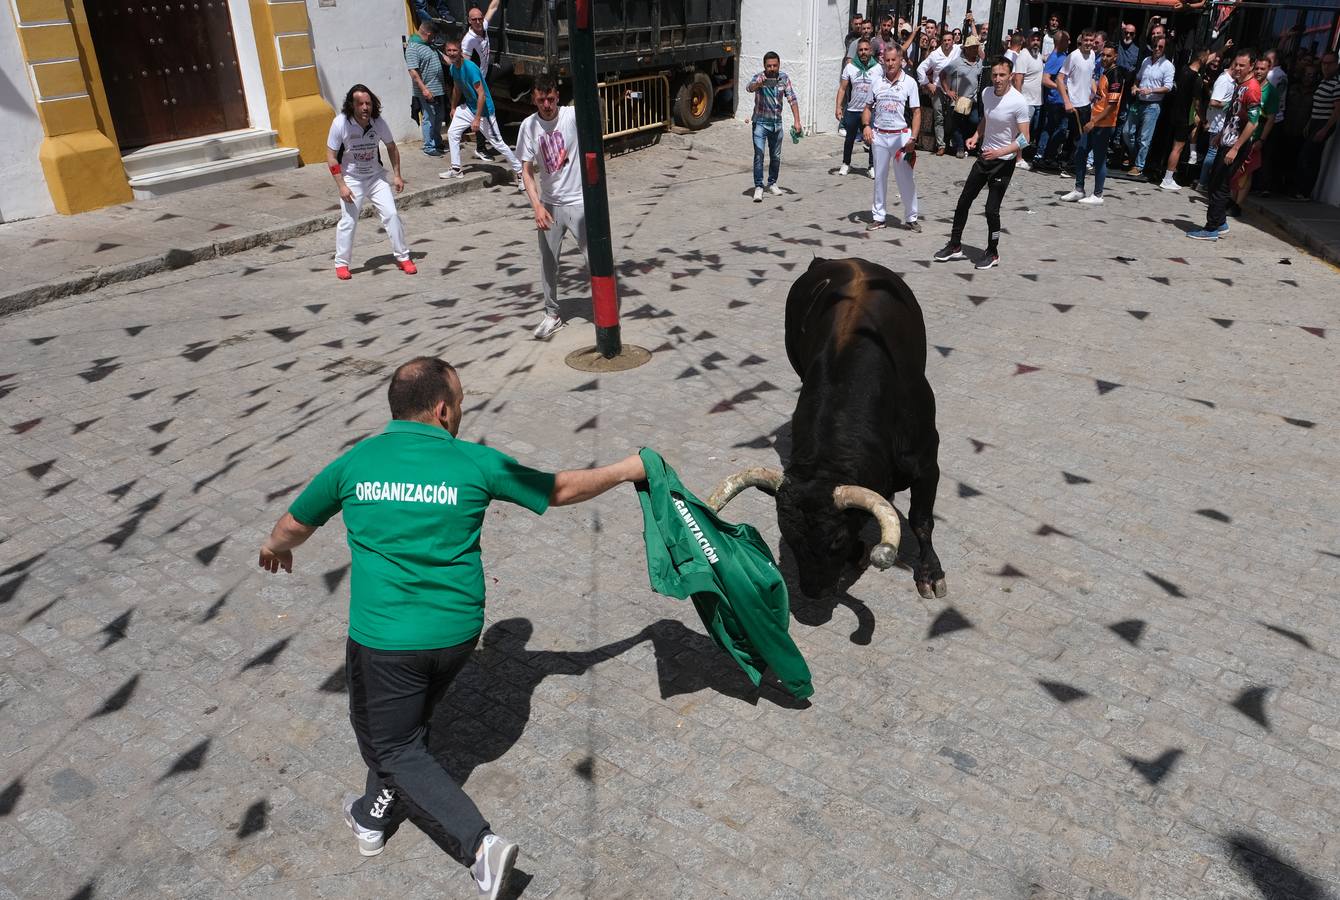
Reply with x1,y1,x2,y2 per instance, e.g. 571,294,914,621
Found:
746,51,803,202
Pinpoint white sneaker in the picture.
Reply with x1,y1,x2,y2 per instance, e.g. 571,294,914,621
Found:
533,313,564,340
1160,177,1181,192
514,173,526,192
472,833,519,900
342,794,385,857
1077,193,1104,205
1016,159,1031,171
867,165,876,179
752,187,763,202
1060,190,1084,202
838,163,850,176
767,184,783,196
1188,150,1199,166
439,167,465,180
838,126,847,137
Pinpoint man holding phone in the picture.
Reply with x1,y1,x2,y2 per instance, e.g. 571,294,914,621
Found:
746,51,803,202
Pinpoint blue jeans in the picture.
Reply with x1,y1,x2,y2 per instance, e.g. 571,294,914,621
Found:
753,120,783,187
1077,126,1113,196
420,95,444,154
1124,100,1162,170
1037,102,1069,163
952,104,980,152
1198,141,1220,189
841,109,871,166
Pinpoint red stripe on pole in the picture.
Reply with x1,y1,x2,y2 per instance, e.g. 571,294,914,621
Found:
583,152,600,185
591,275,619,327
575,0,589,29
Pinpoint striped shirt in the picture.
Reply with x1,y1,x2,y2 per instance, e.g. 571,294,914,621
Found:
405,37,445,96
1311,73,1340,122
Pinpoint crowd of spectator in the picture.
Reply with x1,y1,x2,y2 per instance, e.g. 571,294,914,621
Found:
839,11,1340,212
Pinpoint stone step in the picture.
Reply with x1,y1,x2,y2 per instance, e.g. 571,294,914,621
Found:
126,147,301,201
121,129,285,179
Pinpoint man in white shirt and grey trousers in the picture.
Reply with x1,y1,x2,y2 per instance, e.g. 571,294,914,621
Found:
917,31,960,154
864,45,922,232
517,73,589,341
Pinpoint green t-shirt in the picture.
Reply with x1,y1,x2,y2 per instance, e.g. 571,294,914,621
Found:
289,420,555,650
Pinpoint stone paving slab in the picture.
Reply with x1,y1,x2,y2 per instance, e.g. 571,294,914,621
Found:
0,148,501,317
0,120,1338,900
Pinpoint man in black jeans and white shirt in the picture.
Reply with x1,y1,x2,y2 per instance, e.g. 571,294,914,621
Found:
935,57,1032,269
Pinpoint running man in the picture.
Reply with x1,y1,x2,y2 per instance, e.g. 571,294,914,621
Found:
441,34,523,187
326,84,415,281
863,45,922,232
934,57,1031,270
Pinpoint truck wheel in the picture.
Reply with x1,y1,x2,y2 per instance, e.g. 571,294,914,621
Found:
673,72,714,130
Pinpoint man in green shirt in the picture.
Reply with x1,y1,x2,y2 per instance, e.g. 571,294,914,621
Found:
257,356,644,899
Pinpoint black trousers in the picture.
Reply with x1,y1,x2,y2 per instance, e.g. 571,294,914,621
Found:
346,635,488,867
950,156,1017,253
1205,147,1250,231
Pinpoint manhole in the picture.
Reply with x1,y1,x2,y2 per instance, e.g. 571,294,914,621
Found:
564,344,651,373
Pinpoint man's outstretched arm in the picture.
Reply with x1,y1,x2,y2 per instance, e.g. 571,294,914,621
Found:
550,454,646,507
259,513,317,573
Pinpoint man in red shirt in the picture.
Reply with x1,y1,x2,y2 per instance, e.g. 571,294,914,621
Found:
1189,49,1259,241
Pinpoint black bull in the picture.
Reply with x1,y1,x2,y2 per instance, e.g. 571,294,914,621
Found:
776,256,946,599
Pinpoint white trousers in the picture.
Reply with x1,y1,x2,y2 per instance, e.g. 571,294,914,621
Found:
538,202,588,317
871,130,919,224
335,173,408,267
448,106,521,173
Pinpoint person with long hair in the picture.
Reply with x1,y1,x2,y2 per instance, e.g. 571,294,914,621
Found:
326,84,415,280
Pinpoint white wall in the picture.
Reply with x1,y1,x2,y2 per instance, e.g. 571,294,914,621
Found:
229,0,272,131
738,0,848,135
0,4,57,222
306,0,418,143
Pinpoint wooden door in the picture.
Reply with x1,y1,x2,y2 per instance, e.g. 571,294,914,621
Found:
87,1,250,151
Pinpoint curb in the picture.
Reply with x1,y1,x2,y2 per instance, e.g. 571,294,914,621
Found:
1243,197,1340,269
0,172,491,318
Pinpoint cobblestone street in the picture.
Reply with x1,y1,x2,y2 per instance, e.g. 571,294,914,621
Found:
2,121,1338,899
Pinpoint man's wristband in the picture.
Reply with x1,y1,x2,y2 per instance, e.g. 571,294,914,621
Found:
329,163,341,176
1015,134,1029,149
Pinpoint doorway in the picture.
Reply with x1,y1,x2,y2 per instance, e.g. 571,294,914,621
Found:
85,2,250,151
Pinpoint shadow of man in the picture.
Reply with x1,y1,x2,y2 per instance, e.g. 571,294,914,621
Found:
425,617,652,787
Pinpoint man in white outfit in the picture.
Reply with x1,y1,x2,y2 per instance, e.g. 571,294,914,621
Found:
517,74,589,341
917,30,960,154
326,84,415,281
864,45,922,232
441,35,523,188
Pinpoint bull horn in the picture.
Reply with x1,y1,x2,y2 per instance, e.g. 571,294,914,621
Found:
832,485,902,570
706,466,783,512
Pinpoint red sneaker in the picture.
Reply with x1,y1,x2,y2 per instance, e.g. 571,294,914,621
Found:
398,259,417,275
335,265,352,280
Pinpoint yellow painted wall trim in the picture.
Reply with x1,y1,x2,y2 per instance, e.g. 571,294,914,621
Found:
8,2,130,213
248,0,333,164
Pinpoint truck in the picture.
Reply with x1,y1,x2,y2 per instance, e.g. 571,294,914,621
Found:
416,0,742,138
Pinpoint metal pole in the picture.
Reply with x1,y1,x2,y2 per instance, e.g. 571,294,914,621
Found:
940,0,947,27
567,0,622,358
986,0,1007,53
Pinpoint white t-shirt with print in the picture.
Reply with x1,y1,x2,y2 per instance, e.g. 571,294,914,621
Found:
1060,49,1095,107
868,71,920,130
516,105,584,206
841,62,879,113
1014,49,1045,106
327,114,394,179
981,86,1031,160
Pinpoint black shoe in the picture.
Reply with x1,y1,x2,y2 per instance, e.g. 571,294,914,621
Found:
1227,201,1243,217
933,243,965,262
974,251,999,270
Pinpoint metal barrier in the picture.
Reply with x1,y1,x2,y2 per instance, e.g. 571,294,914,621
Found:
597,74,672,139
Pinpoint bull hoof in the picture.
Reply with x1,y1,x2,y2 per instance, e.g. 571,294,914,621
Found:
916,581,934,599
869,543,898,570
933,577,948,598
